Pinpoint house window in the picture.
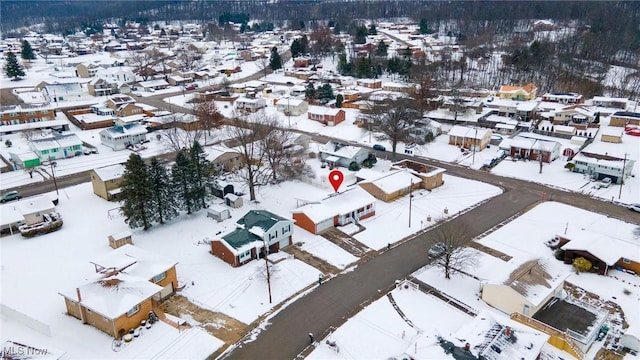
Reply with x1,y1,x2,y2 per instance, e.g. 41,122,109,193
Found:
126,304,140,317
152,272,166,283
622,258,631,264
239,250,251,262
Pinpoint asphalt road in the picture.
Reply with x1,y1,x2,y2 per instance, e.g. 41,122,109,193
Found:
223,187,542,360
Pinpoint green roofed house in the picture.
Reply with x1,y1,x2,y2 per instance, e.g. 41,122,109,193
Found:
210,210,294,267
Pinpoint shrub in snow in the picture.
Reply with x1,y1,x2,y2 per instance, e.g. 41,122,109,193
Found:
348,161,360,171
573,257,592,273
19,212,63,237
554,249,565,261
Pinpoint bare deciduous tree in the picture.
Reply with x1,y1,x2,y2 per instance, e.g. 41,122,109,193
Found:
260,115,293,183
160,117,203,152
127,51,155,81
194,100,225,145
430,220,478,279
360,96,420,160
176,44,204,71
226,111,272,201
256,55,270,79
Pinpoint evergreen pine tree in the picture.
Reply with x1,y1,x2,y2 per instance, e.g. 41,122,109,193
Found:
4,52,26,80
172,150,196,214
269,47,282,70
149,157,178,224
189,141,215,210
120,154,154,230
21,40,36,61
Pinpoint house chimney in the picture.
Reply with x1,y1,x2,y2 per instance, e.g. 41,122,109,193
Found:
505,326,511,337
76,287,82,302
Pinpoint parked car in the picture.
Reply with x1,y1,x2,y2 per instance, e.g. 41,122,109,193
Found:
185,84,198,90
428,242,446,258
598,177,613,188
1,191,22,203
629,203,640,213
373,144,386,152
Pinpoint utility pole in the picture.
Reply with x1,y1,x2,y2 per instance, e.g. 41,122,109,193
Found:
472,127,478,164
263,240,272,304
408,179,413,228
618,153,627,199
49,156,59,203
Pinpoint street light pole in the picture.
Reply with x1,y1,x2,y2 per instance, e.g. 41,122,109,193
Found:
49,156,59,202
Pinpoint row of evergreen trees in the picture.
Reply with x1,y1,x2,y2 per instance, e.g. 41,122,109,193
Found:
3,40,35,80
120,142,217,230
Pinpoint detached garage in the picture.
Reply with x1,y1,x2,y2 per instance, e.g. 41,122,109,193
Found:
208,204,231,222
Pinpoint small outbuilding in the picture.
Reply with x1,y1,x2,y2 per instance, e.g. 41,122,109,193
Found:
225,193,243,208
108,231,133,249
207,204,231,222
620,326,640,353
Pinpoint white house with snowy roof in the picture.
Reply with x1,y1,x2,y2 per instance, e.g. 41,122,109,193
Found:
447,125,492,151
99,123,148,150
481,258,570,318
276,98,309,116
291,187,376,234
318,141,370,168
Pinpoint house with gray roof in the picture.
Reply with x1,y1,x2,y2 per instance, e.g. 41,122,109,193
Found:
210,210,293,267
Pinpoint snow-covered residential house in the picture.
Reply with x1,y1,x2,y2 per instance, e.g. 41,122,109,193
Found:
276,98,309,116
481,258,569,317
137,79,169,92
452,309,549,360
548,105,597,129
99,124,148,151
609,111,640,127
210,210,294,267
447,125,492,151
59,272,162,339
559,228,640,276
307,106,346,126
16,195,56,226
570,151,635,184
497,83,538,101
291,187,376,234
89,244,179,301
39,82,86,103
502,135,561,163
90,164,125,201
357,160,446,202
318,141,370,168
29,133,83,160
541,92,583,104
234,96,267,113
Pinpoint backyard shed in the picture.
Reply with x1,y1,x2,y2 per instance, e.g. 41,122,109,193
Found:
225,193,243,209
108,230,133,249
207,204,231,222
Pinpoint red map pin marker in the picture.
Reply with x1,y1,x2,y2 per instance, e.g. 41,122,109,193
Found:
328,170,344,193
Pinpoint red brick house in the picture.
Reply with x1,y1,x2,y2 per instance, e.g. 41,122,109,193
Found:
307,106,346,126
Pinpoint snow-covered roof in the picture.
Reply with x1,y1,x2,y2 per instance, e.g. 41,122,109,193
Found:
561,228,640,265
93,164,125,182
499,258,570,306
448,125,491,139
454,309,549,360
16,196,55,216
319,141,367,160
100,124,148,138
76,113,116,124
277,98,306,107
208,204,229,214
60,272,161,319
571,153,628,169
90,244,177,281
600,127,624,137
292,187,376,223
360,169,421,195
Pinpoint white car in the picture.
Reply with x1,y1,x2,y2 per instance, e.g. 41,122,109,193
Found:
629,203,640,213
598,177,612,188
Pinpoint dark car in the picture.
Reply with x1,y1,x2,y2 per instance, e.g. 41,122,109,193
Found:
373,144,386,152
1,191,22,203
428,242,446,258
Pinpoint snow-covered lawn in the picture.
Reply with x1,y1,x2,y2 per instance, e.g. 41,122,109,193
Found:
307,282,472,359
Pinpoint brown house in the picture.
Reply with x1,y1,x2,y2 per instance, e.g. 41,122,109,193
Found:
307,106,346,126
207,147,243,173
106,96,136,111
291,187,376,234
0,104,56,126
293,57,310,68
559,229,640,275
358,169,423,202
389,160,446,192
59,244,179,338
90,164,125,201
116,103,144,117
